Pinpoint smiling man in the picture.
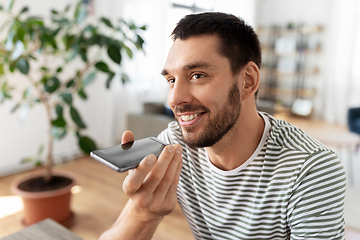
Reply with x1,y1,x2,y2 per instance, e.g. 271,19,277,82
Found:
100,12,346,240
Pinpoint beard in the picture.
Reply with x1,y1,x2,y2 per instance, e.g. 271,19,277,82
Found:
174,81,241,148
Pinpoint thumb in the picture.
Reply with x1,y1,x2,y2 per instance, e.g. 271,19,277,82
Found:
122,130,135,144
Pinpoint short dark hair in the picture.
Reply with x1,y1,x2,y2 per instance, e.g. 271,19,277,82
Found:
171,12,262,74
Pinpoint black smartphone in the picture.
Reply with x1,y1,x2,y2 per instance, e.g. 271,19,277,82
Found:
90,137,168,172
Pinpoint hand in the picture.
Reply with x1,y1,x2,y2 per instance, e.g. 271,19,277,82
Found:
121,131,183,221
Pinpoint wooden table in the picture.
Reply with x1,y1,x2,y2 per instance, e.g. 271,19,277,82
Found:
0,219,83,240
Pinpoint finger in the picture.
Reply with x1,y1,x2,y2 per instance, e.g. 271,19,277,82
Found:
152,144,183,201
123,154,157,195
122,130,135,144
164,149,183,203
141,145,177,192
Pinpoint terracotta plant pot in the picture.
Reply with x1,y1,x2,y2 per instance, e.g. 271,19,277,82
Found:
11,170,77,227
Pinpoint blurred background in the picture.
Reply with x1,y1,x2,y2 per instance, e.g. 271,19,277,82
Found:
0,0,359,239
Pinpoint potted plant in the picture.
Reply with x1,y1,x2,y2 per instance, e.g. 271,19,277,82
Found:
0,0,145,226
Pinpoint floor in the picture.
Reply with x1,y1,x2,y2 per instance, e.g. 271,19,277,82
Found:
0,157,194,240
0,113,360,239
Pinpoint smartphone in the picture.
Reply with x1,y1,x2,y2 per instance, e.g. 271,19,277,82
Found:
90,137,168,172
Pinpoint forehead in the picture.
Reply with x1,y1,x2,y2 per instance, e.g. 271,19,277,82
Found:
163,35,228,73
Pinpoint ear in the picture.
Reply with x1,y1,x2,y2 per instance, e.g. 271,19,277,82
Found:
239,61,260,100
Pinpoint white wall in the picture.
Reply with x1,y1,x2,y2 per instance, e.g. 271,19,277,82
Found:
255,0,329,26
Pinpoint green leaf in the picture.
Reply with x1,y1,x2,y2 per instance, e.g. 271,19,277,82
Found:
44,76,60,93
11,103,20,113
70,106,86,129
40,66,49,72
16,58,29,74
56,67,62,73
63,34,76,50
66,49,77,62
95,61,110,72
40,76,49,84
51,10,58,14
28,54,37,60
51,116,66,127
55,104,63,117
140,25,147,30
66,79,75,88
51,17,71,26
9,62,16,72
80,48,87,62
51,126,67,139
60,92,73,105
64,4,70,12
0,82,12,103
51,27,61,37
5,29,15,51
75,2,87,23
25,17,44,27
135,35,145,50
84,71,96,86
105,72,115,89
11,40,24,60
124,45,133,59
22,87,30,99
78,135,97,154
121,73,130,84
18,103,30,123
21,157,34,164
77,87,87,99
74,2,81,19
20,7,29,14
84,24,97,32
6,0,14,11
0,5,3,11
107,44,121,64
101,17,113,28
37,145,44,156
129,22,136,30
35,161,43,166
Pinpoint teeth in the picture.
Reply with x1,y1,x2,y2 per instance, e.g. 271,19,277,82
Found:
181,113,198,122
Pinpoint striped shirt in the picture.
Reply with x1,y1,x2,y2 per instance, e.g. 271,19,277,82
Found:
158,112,346,240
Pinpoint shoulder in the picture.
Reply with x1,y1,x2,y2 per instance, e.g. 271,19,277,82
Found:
262,112,331,154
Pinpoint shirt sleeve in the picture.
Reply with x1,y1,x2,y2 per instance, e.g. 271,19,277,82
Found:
287,150,346,240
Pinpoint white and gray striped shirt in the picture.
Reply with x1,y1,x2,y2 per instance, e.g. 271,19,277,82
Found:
158,112,346,240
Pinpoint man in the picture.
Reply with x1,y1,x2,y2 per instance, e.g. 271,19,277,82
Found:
100,12,346,240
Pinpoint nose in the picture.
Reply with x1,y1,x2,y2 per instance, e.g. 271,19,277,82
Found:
167,79,192,109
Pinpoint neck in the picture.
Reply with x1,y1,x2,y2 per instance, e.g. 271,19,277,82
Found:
206,108,265,171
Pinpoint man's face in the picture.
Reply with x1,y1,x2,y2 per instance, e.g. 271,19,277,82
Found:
162,35,242,148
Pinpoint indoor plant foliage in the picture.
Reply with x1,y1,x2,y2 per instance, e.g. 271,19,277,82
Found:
0,1,146,182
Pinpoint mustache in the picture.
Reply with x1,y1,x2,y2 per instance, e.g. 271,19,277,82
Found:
173,104,209,115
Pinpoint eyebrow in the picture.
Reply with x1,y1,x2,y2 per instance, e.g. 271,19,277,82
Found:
161,61,213,76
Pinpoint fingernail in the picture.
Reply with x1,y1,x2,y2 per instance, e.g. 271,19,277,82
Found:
167,145,175,153
175,145,182,154
147,155,156,165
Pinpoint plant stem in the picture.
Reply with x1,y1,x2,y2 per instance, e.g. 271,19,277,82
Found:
44,100,53,182
27,74,53,182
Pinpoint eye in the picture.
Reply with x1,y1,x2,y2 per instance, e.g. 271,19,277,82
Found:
191,74,206,80
166,78,175,87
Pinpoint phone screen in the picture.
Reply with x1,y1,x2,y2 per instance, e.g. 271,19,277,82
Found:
90,137,168,172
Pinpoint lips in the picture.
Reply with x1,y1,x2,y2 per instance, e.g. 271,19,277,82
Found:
177,112,206,128
173,105,208,127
